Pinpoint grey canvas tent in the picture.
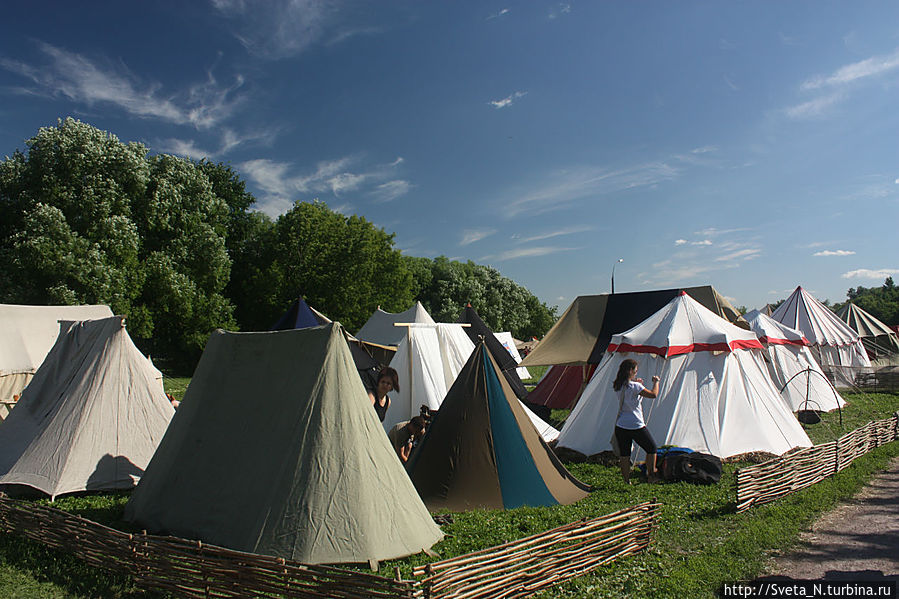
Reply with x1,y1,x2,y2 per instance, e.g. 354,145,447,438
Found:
0,316,174,499
836,302,899,361
0,303,114,403
125,323,443,566
355,301,435,347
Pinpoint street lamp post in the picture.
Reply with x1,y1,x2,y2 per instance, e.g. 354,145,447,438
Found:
611,258,623,294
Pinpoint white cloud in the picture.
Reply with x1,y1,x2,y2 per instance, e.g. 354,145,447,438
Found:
460,229,497,246
674,239,687,246
801,48,899,90
0,42,244,129
492,246,576,261
548,3,571,19
784,92,845,119
154,138,215,159
489,91,527,109
841,268,898,280
694,227,750,238
487,8,510,20
370,180,413,203
814,250,856,257
504,161,679,218
714,248,761,262
240,154,406,216
519,225,593,243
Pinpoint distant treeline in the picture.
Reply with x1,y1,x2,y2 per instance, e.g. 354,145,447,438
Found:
0,119,557,367
835,277,899,325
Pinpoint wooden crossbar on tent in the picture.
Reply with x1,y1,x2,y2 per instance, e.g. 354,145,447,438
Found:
735,413,899,512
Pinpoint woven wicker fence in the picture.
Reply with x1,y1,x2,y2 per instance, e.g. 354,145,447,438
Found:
735,413,899,512
412,500,660,599
0,494,660,598
0,494,418,598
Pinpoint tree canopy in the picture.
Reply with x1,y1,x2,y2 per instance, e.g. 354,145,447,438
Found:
835,277,899,325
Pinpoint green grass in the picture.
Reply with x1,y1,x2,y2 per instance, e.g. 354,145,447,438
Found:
162,377,191,403
1,391,897,598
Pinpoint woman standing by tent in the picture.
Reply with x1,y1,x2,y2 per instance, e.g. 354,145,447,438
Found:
612,359,661,484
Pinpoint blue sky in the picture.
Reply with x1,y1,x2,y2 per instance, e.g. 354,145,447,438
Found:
1,1,897,312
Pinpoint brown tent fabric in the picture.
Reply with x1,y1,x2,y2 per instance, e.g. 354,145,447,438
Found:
407,342,590,511
521,286,747,367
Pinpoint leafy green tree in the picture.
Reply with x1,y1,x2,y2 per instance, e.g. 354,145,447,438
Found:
0,118,235,363
837,277,899,325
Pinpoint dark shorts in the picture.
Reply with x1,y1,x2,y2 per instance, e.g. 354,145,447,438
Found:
614,426,657,457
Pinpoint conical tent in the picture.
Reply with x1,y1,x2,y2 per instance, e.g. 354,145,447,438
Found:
125,324,442,565
0,303,114,402
771,287,870,386
557,293,812,460
355,301,435,347
520,286,746,409
407,343,591,511
385,324,559,442
0,317,174,498
528,364,598,409
836,302,899,360
270,296,331,330
457,305,529,400
744,310,845,412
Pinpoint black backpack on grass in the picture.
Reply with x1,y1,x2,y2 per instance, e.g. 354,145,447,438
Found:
660,452,722,485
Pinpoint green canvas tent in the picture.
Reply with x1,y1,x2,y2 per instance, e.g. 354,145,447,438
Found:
125,323,442,565
407,342,591,511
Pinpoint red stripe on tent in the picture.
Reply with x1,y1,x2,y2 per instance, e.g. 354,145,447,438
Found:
759,336,808,347
608,339,763,356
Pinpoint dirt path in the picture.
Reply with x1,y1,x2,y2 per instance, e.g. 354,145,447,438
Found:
763,455,899,581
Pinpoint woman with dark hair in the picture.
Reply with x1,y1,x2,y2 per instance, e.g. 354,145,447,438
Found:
612,359,661,484
368,366,399,422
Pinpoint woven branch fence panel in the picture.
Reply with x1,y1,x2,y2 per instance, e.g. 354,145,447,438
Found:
411,500,660,599
736,414,899,512
0,495,419,598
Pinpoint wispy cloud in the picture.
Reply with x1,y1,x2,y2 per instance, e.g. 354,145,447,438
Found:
548,3,571,19
0,42,244,129
460,229,497,246
786,47,899,119
370,180,413,203
519,225,593,243
842,268,898,280
674,238,713,246
489,246,577,261
724,75,739,91
153,138,216,159
489,91,528,109
714,248,761,262
240,154,407,216
802,48,899,90
814,249,856,257
153,126,277,160
486,8,510,20
503,161,680,218
642,235,761,286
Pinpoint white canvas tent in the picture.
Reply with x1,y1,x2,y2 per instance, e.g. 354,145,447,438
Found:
355,301,435,347
556,293,812,461
494,331,531,380
386,324,559,442
744,310,845,413
0,316,174,499
0,304,114,403
771,287,871,387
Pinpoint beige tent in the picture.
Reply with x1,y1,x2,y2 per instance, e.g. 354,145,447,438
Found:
0,304,113,403
836,302,899,361
521,286,747,367
125,323,443,566
0,317,174,499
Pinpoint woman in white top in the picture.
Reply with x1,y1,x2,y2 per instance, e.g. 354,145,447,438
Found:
612,358,660,484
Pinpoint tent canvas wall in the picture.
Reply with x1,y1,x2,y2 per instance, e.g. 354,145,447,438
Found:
0,304,114,402
836,302,899,361
125,324,442,565
744,310,845,412
528,363,598,410
771,287,871,386
456,305,529,400
556,293,812,461
386,324,560,442
407,343,590,511
0,317,174,498
355,301,435,347
494,332,531,380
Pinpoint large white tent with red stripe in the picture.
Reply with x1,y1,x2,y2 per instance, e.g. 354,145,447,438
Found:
770,287,870,387
556,292,812,460
744,310,845,413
